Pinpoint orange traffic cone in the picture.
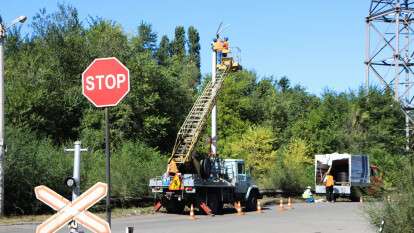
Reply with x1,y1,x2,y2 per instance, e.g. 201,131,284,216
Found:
257,200,263,213
189,204,196,220
236,201,244,215
234,202,239,214
278,198,285,212
287,197,293,209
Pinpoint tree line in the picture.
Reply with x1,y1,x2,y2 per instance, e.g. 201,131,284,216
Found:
2,4,410,218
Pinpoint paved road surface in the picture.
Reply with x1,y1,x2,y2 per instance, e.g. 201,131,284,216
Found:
0,202,376,233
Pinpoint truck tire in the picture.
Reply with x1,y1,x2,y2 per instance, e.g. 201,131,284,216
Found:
207,192,222,215
164,200,185,214
245,190,258,211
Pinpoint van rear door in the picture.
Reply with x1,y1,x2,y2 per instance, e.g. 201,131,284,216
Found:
350,155,370,186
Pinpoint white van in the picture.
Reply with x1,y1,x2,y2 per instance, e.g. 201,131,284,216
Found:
315,153,370,201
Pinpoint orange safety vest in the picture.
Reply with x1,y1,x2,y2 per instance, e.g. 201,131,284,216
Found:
325,175,334,187
222,41,229,53
214,41,224,51
169,175,182,190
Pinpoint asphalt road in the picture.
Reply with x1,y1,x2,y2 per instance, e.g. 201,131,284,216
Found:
0,202,376,233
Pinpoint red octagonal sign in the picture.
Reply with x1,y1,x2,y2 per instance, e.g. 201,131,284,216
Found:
82,57,130,107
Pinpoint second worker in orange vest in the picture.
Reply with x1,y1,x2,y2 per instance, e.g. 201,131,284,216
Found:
222,37,229,57
324,172,335,203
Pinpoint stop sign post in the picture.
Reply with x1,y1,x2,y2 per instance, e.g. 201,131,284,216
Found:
82,57,130,227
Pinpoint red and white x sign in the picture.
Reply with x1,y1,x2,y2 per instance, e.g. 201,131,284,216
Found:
35,182,111,233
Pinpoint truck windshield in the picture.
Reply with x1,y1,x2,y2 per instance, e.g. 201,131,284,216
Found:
238,163,245,174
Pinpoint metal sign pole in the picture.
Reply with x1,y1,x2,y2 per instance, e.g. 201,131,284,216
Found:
105,107,111,227
82,57,129,228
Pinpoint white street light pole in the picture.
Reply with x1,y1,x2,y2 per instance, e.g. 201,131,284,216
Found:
211,42,217,156
0,20,5,218
64,141,88,200
64,141,88,233
0,15,27,216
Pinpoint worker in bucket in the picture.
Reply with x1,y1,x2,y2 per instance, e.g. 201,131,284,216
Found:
324,172,335,202
213,38,224,65
302,186,314,203
222,37,230,57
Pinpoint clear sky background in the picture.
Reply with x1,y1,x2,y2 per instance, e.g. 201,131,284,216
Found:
1,1,369,95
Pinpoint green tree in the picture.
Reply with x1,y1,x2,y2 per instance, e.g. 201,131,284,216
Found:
187,26,201,69
290,91,351,153
278,138,313,193
6,4,88,144
156,35,170,65
222,126,277,184
86,18,129,59
171,26,186,60
134,21,157,53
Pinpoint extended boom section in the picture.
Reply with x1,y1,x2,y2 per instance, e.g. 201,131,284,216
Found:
168,70,228,173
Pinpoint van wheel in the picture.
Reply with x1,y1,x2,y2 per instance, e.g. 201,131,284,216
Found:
246,191,258,211
350,187,362,202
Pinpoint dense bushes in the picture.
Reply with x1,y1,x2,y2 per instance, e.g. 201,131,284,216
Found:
4,127,166,214
4,127,71,214
368,158,414,233
83,141,166,198
275,139,313,193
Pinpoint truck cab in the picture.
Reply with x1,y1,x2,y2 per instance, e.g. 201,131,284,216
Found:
223,159,260,210
223,159,252,193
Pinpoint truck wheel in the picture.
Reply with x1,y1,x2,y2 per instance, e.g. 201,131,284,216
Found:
164,200,185,214
246,191,258,211
350,187,362,202
207,192,221,215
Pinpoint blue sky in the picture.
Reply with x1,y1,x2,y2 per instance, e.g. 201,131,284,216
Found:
1,1,368,95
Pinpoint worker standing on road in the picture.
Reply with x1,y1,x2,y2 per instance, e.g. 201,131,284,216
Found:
324,172,335,202
302,186,314,203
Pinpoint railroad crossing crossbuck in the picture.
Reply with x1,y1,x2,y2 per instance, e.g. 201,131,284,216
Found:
35,182,111,233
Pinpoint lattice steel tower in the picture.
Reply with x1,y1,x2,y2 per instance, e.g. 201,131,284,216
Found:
366,0,414,151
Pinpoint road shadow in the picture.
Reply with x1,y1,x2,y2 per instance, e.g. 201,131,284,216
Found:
159,205,272,216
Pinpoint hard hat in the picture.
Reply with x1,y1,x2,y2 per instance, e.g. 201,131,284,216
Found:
224,37,228,41
213,38,217,42
307,186,311,189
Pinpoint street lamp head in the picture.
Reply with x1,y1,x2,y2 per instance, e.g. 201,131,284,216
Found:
17,16,27,23
7,16,27,29
11,16,27,25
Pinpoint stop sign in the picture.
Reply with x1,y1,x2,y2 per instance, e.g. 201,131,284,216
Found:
82,57,130,107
